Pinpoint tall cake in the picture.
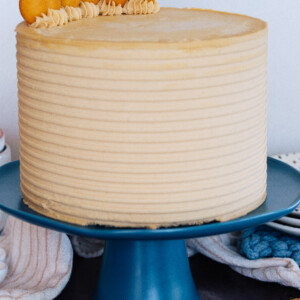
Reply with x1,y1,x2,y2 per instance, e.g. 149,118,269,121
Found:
16,4,268,228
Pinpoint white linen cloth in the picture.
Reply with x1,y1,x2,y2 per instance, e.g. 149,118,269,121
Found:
0,217,73,299
72,152,300,290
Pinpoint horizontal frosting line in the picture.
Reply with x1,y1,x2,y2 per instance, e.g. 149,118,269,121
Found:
21,155,266,187
20,164,266,198
20,149,266,184
20,123,266,157
19,117,266,151
19,140,266,173
22,186,265,222
16,50,267,79
21,179,265,213
18,79,267,104
17,33,267,58
17,36,267,62
23,194,265,227
21,178,266,213
17,67,266,93
19,138,266,164
19,115,266,144
18,95,266,125
16,61,266,90
17,51,267,82
19,132,266,162
18,77,267,101
18,112,265,144
22,192,265,226
17,91,266,119
19,121,266,152
18,82,267,103
19,116,264,140
17,66,266,94
18,88,267,116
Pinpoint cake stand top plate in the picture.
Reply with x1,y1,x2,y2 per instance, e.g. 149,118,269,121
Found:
0,158,299,240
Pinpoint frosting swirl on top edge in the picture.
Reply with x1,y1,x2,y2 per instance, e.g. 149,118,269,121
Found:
31,8,69,28
80,1,100,18
30,0,160,28
31,6,84,28
65,6,83,22
123,0,160,15
99,0,123,16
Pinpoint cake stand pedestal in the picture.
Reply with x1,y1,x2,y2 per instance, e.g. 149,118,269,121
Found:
0,158,299,300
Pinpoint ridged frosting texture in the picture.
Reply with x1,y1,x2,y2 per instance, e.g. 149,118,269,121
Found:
17,8,268,228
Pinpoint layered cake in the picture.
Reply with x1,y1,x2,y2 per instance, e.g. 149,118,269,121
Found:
16,3,268,228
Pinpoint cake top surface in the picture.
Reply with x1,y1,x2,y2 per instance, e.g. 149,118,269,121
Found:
16,7,267,44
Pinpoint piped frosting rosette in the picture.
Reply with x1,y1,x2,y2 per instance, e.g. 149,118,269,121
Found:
99,0,123,16
123,0,160,15
30,0,160,29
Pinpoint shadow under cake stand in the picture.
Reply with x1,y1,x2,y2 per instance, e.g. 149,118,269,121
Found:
0,158,299,300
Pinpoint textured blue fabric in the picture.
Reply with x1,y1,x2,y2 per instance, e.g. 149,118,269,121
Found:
238,226,300,265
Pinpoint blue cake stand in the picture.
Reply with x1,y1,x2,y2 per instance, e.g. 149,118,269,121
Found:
0,158,299,300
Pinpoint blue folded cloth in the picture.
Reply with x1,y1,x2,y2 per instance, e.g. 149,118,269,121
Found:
238,226,300,265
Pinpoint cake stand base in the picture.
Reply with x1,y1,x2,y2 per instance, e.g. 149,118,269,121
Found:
0,158,299,300
96,239,199,300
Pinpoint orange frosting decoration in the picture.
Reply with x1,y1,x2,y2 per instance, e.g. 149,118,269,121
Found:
82,0,99,4
19,0,61,24
61,0,80,7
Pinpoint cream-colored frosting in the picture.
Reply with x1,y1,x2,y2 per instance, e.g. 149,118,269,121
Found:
17,8,268,228
65,6,83,22
31,8,69,28
31,1,100,29
31,3,95,29
123,0,160,15
31,0,158,29
80,1,100,18
98,0,123,16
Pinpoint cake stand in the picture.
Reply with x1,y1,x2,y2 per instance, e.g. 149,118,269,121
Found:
0,158,299,300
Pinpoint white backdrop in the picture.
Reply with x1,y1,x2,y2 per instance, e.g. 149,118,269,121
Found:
0,0,299,160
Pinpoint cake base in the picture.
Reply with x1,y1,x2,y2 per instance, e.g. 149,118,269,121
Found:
22,189,266,229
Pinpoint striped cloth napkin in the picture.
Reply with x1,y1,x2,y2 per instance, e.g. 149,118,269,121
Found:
72,152,300,290
186,231,300,290
0,217,73,299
